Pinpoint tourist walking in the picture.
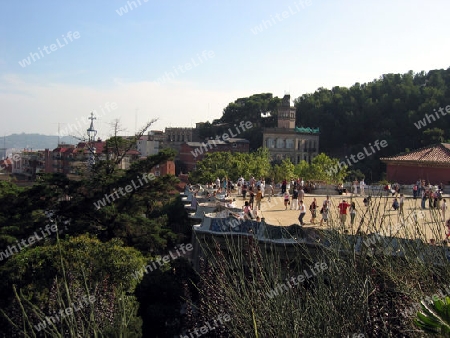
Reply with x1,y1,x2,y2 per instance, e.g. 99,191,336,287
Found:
298,187,305,204
266,182,273,202
243,201,253,220
255,186,263,211
215,177,221,191
349,202,356,226
291,188,299,210
281,179,287,194
338,199,350,227
309,198,317,224
249,187,255,209
360,179,365,196
320,196,331,226
421,189,426,209
442,199,447,222
413,184,418,199
242,182,247,200
392,198,399,211
353,180,358,195
428,190,434,209
298,200,306,225
283,190,290,210
399,194,404,216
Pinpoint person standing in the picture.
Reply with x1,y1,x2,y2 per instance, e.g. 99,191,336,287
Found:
281,179,287,194
320,196,331,226
442,199,447,222
360,179,365,196
399,194,404,216
266,182,273,202
428,190,434,209
338,199,351,227
298,187,305,205
255,186,263,211
222,177,227,195
243,201,253,220
392,198,399,211
298,200,306,225
349,202,356,226
421,189,426,209
249,187,255,209
283,190,290,210
413,184,418,199
291,188,299,210
242,182,248,200
353,180,358,195
309,198,318,224
215,177,221,191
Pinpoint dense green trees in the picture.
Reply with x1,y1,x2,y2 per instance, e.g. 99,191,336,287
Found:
0,133,193,335
190,149,347,184
198,68,450,182
197,93,281,151
294,68,450,181
189,148,272,183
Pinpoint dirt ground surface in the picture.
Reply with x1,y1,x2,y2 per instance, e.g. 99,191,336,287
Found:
230,190,449,243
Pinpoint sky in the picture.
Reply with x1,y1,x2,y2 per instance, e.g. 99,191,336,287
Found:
1,0,450,139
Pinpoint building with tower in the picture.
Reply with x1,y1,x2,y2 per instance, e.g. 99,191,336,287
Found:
262,94,320,164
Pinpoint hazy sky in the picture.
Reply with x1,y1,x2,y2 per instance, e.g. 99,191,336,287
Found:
1,0,449,139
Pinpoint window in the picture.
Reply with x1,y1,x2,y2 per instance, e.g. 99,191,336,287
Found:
266,138,274,148
276,138,284,148
286,139,294,149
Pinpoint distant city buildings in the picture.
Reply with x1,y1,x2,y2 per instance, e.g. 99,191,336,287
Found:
2,94,322,179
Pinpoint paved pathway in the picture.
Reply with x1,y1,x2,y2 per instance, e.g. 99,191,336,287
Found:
231,191,448,243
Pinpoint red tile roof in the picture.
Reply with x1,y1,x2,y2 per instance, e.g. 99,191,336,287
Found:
381,143,450,164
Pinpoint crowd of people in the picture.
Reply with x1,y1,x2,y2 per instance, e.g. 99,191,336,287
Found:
200,176,450,241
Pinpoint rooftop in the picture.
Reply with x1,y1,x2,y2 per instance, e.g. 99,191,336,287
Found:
381,143,450,164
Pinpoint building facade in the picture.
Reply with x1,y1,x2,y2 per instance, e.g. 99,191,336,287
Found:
263,94,319,164
381,143,450,184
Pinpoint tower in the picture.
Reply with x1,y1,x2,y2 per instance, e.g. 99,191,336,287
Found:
277,94,296,129
86,112,97,167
